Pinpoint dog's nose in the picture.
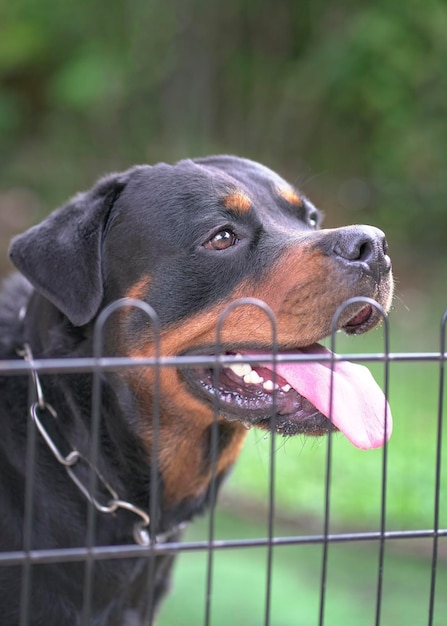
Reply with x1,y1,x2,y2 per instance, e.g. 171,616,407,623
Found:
331,225,391,278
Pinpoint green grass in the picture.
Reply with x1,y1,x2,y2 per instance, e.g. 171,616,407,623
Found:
157,512,447,626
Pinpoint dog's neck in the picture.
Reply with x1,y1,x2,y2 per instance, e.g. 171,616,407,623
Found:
17,290,159,537
16,287,221,542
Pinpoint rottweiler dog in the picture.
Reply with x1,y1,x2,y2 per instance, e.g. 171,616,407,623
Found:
0,156,393,624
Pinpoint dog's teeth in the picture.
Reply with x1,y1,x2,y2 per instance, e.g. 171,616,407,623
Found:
226,359,265,385
226,357,290,393
227,362,252,378
262,380,279,391
243,370,264,385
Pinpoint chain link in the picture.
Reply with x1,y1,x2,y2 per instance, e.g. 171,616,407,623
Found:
20,343,151,546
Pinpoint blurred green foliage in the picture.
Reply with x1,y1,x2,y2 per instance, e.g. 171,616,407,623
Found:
1,0,446,255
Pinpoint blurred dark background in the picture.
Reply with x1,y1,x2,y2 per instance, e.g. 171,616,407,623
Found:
1,0,447,288
1,2,446,624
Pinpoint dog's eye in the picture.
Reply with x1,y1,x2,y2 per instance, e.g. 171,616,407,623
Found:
308,212,318,228
204,229,239,251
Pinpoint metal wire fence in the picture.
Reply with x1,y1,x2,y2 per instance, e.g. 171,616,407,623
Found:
0,297,445,625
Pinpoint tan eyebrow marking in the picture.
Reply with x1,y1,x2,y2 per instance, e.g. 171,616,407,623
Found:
124,275,151,302
276,184,303,207
223,190,252,214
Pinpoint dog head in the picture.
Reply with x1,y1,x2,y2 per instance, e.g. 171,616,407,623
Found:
10,156,393,509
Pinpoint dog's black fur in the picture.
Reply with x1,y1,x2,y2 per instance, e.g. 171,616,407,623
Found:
0,156,393,624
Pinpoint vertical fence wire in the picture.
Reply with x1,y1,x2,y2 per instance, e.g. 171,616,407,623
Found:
204,357,219,626
427,309,446,626
318,383,333,626
19,374,38,626
81,307,104,625
374,309,390,626
144,303,162,626
263,306,278,626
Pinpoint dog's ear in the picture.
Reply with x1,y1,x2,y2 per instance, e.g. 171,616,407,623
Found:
9,169,140,326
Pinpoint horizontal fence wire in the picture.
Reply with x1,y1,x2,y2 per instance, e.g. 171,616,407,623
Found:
0,296,445,626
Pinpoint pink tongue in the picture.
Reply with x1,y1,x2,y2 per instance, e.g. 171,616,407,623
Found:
263,344,392,450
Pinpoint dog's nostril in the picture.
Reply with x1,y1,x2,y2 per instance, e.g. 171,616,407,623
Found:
357,240,373,263
334,232,375,263
332,226,390,275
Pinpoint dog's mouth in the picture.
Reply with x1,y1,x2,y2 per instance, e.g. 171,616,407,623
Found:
182,306,392,450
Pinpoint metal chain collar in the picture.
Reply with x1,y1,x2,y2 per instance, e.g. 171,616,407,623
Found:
19,343,151,546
